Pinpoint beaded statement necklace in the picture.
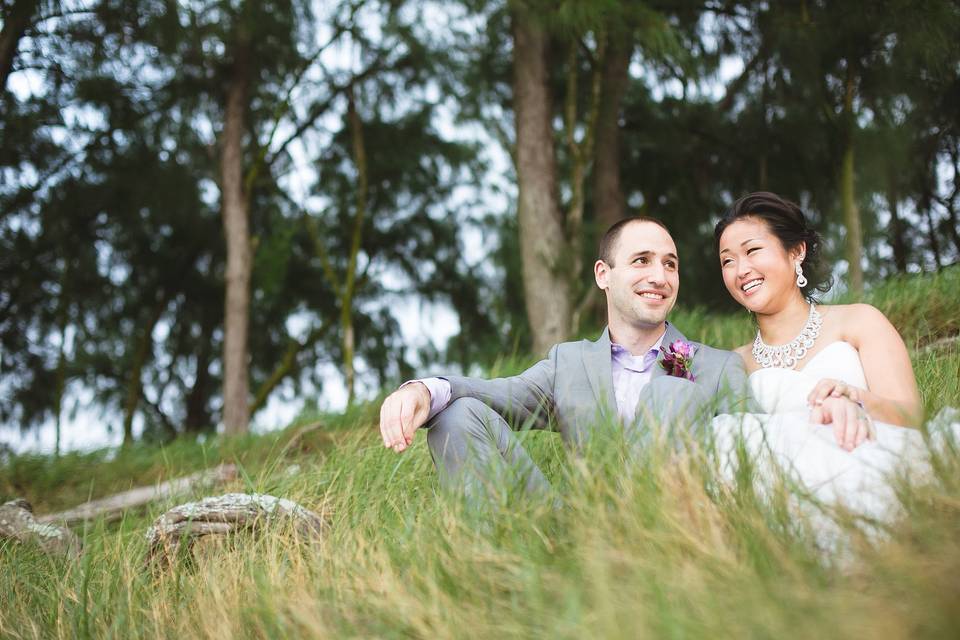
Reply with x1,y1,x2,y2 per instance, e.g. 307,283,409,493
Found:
752,302,822,370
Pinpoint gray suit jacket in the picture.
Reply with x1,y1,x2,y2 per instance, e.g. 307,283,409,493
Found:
442,323,752,447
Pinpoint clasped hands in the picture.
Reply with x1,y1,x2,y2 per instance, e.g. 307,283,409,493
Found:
807,378,876,451
378,382,432,453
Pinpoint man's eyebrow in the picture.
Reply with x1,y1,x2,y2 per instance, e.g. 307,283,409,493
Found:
627,250,679,262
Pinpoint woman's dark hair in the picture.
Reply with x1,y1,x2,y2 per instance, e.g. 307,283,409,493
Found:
714,191,832,300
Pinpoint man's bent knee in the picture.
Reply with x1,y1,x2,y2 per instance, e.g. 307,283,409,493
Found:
427,397,501,456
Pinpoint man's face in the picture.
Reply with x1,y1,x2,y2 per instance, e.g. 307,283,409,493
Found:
595,221,679,329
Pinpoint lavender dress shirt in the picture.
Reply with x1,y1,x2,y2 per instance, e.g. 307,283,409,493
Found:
414,331,666,423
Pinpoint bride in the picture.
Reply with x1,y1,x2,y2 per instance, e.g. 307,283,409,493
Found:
709,191,937,530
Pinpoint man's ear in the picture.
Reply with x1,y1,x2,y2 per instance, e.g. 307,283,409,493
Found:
594,259,610,290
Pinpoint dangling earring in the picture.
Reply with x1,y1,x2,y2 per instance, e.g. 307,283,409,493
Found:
795,261,807,288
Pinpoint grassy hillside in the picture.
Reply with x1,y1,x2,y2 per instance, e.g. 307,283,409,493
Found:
1,268,959,639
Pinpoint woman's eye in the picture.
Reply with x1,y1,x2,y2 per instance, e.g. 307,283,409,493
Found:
746,247,761,254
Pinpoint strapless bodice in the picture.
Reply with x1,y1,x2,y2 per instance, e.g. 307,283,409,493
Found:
749,341,867,414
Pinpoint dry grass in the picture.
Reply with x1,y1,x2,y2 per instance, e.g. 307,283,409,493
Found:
2,268,959,638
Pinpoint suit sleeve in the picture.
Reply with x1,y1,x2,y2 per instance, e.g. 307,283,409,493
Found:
437,344,558,430
715,351,761,414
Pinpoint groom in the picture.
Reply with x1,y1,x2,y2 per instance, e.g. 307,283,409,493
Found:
379,217,752,495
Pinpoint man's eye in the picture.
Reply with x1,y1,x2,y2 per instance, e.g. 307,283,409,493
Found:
665,261,677,270
633,257,648,264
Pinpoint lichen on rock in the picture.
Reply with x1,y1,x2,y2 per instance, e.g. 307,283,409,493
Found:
0,499,81,557
145,492,329,568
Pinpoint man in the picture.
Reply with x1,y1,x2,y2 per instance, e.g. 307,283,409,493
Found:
379,217,751,495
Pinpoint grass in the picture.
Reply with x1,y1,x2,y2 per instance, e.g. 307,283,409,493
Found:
1,267,959,639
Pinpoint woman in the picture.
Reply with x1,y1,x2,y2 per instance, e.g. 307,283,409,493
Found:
710,192,939,531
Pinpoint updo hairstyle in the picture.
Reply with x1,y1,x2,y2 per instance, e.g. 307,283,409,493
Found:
714,191,832,300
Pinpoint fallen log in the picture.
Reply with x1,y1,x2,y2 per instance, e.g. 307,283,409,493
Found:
0,499,80,557
145,492,329,567
38,463,238,526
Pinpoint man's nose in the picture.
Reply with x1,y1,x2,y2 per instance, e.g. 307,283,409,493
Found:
646,262,666,285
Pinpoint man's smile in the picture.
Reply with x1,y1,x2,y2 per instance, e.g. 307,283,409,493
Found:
636,289,667,301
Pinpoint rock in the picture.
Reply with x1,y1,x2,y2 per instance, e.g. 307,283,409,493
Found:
0,499,81,557
145,492,329,567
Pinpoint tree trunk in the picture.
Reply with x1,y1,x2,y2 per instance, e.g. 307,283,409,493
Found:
839,66,864,297
185,311,215,433
40,464,238,526
54,326,66,458
942,148,960,256
885,177,907,274
342,84,367,405
566,36,604,335
758,60,769,190
592,32,631,231
943,202,960,257
511,4,571,356
921,192,943,270
122,293,169,445
0,0,38,93
220,31,253,435
53,267,69,458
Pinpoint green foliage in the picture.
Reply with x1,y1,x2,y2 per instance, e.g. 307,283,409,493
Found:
865,267,960,349
2,0,959,447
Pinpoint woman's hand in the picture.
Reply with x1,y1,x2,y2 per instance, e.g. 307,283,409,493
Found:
810,395,875,451
807,378,863,407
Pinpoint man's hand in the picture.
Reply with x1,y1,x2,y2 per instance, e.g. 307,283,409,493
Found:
379,382,432,453
810,395,875,452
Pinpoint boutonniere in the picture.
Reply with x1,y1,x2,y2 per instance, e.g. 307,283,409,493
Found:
659,340,696,381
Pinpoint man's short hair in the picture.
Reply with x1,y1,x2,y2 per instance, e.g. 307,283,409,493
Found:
597,216,671,267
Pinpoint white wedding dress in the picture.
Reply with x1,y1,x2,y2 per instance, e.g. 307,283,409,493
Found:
710,341,958,536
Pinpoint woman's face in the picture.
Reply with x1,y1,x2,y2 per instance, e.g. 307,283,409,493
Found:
718,217,804,314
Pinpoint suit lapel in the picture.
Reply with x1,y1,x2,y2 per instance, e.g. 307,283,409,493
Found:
585,323,697,408
650,322,695,380
583,328,617,416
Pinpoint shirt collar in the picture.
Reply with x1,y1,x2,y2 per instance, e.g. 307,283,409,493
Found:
610,330,667,373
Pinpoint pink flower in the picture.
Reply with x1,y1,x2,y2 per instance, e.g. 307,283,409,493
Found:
659,340,695,381
669,339,693,359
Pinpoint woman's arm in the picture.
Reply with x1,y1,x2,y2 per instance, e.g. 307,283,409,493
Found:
808,304,923,427
840,304,922,427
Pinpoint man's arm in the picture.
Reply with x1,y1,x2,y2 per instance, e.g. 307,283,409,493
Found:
442,345,558,428
379,346,559,453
